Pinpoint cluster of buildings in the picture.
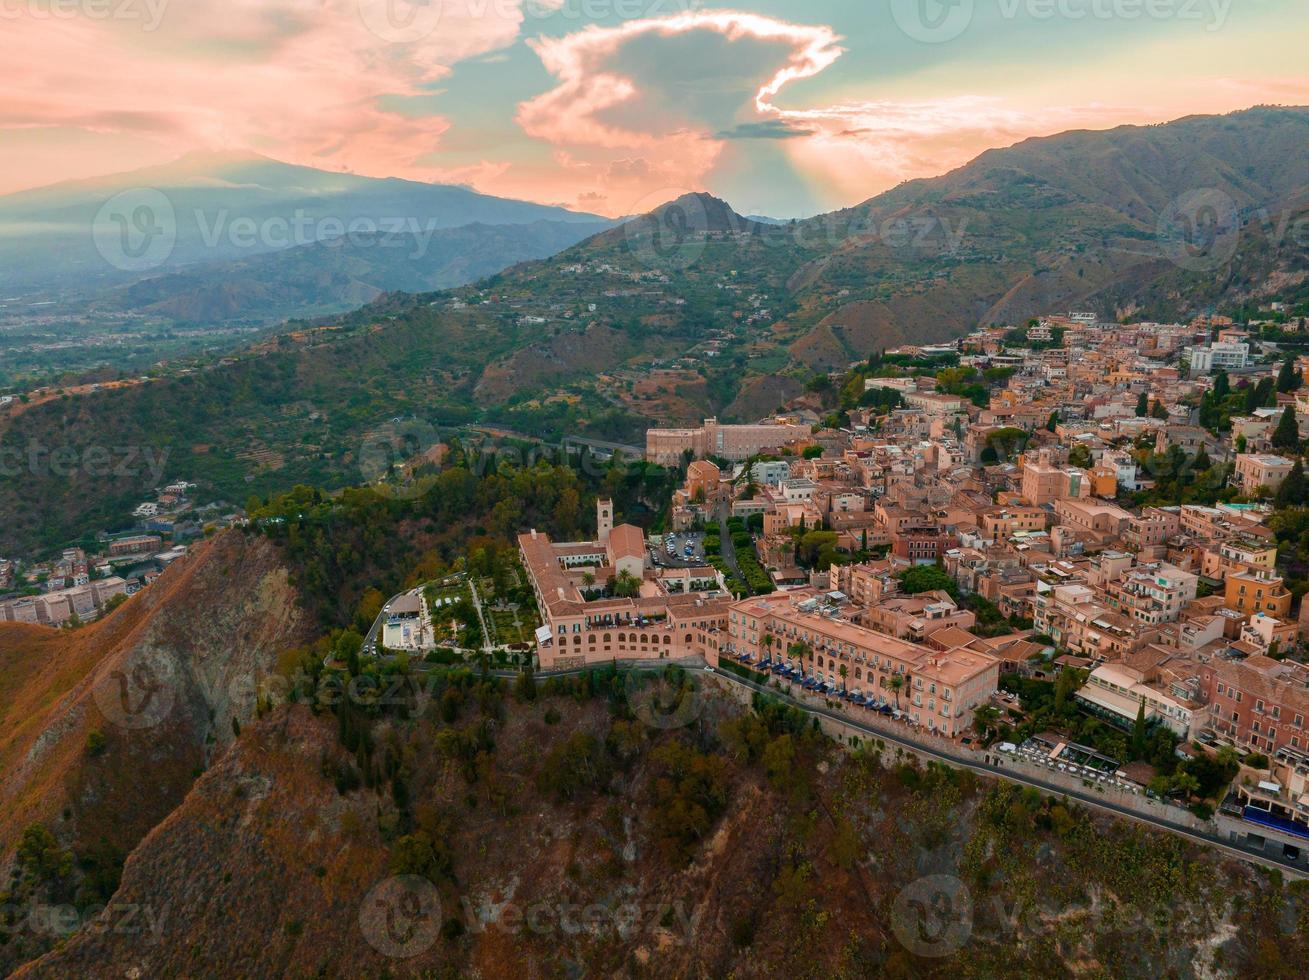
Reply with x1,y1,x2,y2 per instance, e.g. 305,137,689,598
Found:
542,309,1309,829
0,548,128,625
0,532,193,626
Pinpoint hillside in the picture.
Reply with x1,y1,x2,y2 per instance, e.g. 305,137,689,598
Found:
0,531,310,974
9,671,1309,978
3,107,1308,554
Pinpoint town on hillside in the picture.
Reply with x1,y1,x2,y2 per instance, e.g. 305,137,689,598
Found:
0,479,242,626
511,311,1309,866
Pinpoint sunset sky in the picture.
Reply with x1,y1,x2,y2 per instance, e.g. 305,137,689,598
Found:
6,0,1309,217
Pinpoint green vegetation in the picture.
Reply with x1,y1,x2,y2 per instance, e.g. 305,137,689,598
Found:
998,673,1238,805
897,564,958,597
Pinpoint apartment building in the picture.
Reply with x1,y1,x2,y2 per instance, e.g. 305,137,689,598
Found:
0,577,127,626
1021,449,1091,506
1077,650,1207,738
1234,453,1295,494
1205,655,1309,757
1103,563,1199,626
1224,568,1293,619
107,535,163,557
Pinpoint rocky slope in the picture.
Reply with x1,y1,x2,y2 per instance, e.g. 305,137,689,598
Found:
9,669,1308,978
0,530,310,974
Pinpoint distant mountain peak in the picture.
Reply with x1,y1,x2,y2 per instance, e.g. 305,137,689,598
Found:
639,191,763,234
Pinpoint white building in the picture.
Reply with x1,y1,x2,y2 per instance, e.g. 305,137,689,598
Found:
1187,341,1250,375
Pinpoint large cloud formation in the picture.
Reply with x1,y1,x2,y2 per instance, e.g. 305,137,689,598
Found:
511,10,1146,213
4,3,1305,213
0,0,538,190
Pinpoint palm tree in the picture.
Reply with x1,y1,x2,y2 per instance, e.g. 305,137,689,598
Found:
613,570,641,598
838,663,848,693
972,705,1000,740
761,633,774,660
888,674,905,711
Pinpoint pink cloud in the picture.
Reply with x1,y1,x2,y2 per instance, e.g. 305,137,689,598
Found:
0,0,531,192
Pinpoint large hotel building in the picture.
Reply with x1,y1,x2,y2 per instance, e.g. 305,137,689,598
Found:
519,501,732,670
521,502,1000,737
645,417,809,465
723,592,1000,738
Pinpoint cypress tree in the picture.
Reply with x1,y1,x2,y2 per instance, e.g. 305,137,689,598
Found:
1275,459,1307,508
1272,405,1300,451
1278,356,1303,393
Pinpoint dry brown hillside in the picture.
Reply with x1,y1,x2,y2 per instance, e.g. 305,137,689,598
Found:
0,531,310,973
12,671,1309,978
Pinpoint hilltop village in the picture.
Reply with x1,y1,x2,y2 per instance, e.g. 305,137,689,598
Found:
517,312,1309,849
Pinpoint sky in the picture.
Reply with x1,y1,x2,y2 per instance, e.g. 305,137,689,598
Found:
4,0,1309,217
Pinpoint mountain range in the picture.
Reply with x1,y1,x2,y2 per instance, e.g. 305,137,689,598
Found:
2,106,1308,554
0,151,611,321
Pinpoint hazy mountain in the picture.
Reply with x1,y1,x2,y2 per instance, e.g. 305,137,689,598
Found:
0,151,606,302
103,218,613,324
